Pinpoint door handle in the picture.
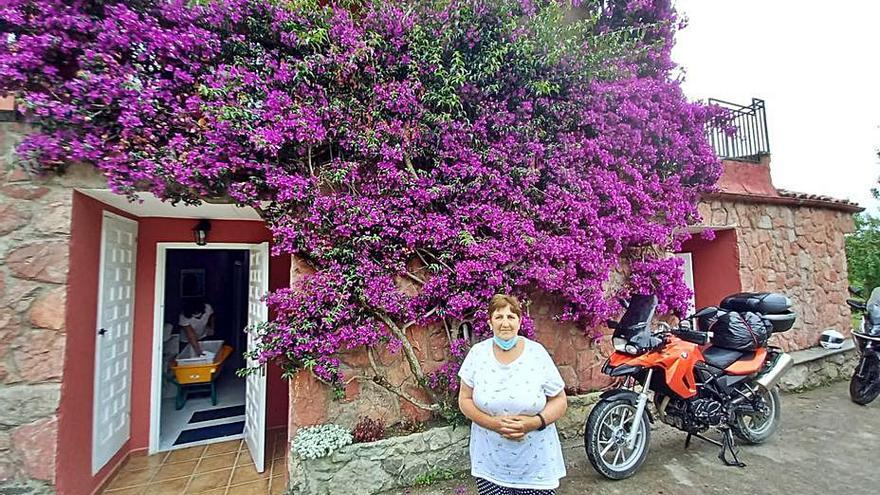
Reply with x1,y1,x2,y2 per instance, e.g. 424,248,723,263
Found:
98,328,107,336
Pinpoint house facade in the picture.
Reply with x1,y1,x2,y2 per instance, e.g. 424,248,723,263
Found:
0,99,863,494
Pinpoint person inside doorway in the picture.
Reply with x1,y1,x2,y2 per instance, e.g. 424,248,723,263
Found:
179,298,215,355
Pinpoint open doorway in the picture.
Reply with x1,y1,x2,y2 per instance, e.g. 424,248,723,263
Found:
150,242,269,471
157,248,249,450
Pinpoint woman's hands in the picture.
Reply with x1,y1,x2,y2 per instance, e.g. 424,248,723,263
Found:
493,415,542,441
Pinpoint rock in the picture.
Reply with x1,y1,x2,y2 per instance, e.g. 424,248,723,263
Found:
0,203,30,235
0,384,60,427
11,330,66,383
33,202,70,235
11,415,58,483
28,288,66,330
0,185,50,200
5,243,69,284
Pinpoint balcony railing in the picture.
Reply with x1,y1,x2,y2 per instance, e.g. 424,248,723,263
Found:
707,98,770,162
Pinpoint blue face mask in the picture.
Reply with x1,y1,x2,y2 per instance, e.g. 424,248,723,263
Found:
493,335,519,351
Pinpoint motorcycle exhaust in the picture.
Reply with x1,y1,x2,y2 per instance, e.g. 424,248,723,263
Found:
755,352,794,390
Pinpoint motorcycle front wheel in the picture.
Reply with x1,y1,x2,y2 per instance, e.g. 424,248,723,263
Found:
584,399,651,480
850,355,880,405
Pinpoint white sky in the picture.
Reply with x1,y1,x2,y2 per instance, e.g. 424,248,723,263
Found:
672,0,880,215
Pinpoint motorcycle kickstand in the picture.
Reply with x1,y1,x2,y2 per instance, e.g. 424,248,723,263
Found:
718,428,746,468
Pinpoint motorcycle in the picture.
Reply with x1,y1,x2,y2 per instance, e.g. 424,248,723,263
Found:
584,293,796,480
846,286,880,405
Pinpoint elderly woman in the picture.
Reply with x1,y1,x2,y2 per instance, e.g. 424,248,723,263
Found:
458,294,568,495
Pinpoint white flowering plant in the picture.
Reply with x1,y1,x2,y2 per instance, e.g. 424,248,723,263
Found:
292,424,353,460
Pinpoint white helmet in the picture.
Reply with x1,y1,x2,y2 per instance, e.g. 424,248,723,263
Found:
819,329,845,349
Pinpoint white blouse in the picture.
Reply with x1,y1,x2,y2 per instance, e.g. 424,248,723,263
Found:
459,337,567,489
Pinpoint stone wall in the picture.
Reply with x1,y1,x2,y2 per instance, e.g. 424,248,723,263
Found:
289,196,858,435
288,393,599,495
0,122,70,492
698,198,856,351
779,340,859,392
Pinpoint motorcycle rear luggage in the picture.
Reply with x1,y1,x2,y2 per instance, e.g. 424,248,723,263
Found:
762,311,796,333
720,292,792,314
710,311,771,351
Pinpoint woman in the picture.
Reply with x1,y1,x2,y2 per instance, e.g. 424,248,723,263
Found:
458,294,568,495
179,298,215,356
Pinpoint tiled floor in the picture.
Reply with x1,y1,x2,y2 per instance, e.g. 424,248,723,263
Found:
159,370,245,451
102,431,289,495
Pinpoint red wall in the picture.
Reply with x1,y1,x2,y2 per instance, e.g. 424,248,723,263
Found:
680,229,742,309
57,193,138,495
56,192,290,495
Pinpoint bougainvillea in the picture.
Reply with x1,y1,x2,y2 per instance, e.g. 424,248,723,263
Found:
1,0,723,408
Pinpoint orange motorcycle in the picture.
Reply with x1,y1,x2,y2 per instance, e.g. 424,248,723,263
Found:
584,293,795,479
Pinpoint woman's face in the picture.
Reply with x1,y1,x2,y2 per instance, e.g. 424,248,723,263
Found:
489,305,521,340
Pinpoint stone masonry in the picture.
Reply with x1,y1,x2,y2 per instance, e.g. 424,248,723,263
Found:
697,198,856,351
0,122,107,492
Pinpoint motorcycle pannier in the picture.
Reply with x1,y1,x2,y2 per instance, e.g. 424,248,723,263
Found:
720,292,792,314
762,311,796,333
710,311,771,351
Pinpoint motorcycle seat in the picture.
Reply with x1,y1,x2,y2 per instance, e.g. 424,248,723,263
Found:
703,346,746,369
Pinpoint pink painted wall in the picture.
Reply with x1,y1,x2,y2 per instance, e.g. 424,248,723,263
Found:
57,192,140,495
56,192,289,495
680,229,742,309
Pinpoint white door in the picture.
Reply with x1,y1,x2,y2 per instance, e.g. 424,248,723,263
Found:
244,242,269,472
92,212,138,474
675,252,696,316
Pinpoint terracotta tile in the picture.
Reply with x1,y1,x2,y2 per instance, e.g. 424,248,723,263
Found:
123,454,167,471
196,453,237,474
230,465,268,486
166,445,207,463
205,440,241,456
186,468,232,493
105,468,158,490
235,451,255,467
271,441,287,460
269,476,288,495
103,486,146,495
195,489,226,495
146,477,190,495
269,459,287,479
153,460,198,481
229,479,269,495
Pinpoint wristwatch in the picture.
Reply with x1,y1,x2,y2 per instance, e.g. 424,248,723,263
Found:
535,412,547,431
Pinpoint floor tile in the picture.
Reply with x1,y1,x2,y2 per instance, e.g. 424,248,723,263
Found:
187,468,232,493
123,454,167,472
205,440,241,456
104,468,158,490
228,479,268,495
166,445,207,463
196,452,237,474
269,476,288,495
145,476,190,495
229,465,268,486
153,460,198,481
103,486,146,495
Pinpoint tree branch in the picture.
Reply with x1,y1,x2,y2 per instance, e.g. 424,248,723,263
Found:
372,309,443,406
367,347,439,411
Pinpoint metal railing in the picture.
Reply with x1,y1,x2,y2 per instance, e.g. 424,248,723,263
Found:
707,98,769,162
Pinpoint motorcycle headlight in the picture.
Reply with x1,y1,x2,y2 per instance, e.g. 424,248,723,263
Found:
613,336,642,355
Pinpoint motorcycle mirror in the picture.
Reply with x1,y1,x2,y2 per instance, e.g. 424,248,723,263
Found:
849,286,864,297
846,299,867,311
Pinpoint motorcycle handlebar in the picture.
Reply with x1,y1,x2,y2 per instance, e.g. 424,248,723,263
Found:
672,327,711,346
